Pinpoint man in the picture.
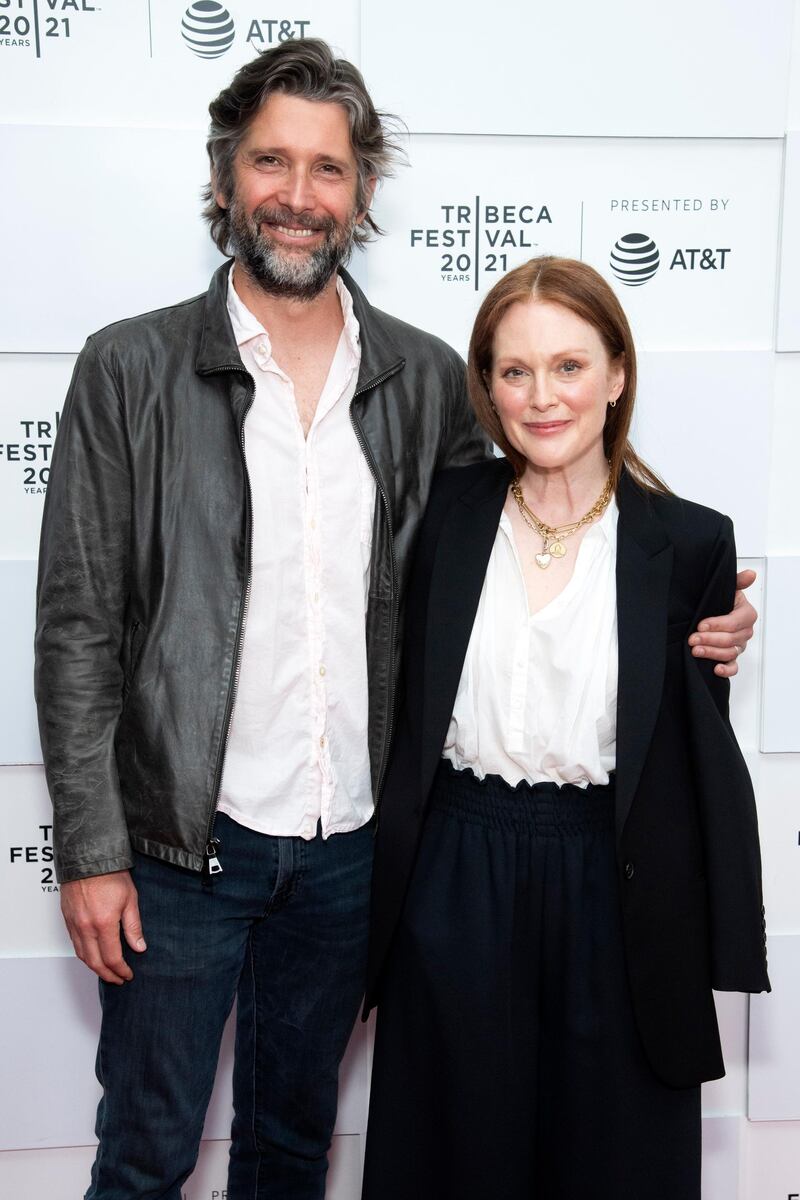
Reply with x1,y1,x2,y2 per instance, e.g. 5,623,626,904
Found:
34,38,757,1200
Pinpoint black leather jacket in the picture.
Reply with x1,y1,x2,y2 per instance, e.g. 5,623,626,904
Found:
34,262,490,882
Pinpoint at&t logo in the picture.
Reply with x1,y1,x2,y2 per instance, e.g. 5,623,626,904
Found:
610,231,731,286
610,233,660,287
182,1,235,59
181,4,313,59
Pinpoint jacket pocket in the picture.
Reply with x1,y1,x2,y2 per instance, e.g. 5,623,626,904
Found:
122,620,146,699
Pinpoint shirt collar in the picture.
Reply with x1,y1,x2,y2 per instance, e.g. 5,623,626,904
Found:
596,494,619,550
226,265,360,360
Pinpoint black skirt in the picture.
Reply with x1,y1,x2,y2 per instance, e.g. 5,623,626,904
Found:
362,761,700,1200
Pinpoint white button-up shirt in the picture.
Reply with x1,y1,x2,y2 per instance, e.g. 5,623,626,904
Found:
217,271,376,839
443,500,619,787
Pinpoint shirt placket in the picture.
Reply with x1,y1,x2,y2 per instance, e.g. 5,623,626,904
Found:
304,428,334,827
508,623,530,755
500,521,533,755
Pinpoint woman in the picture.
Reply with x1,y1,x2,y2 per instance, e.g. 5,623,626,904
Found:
361,257,769,1199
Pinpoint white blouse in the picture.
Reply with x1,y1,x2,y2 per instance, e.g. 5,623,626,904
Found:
442,499,619,788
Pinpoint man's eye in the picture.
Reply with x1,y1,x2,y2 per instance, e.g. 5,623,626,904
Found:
318,163,342,174
255,155,279,167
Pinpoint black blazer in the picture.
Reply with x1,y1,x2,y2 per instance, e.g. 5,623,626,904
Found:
365,457,770,1089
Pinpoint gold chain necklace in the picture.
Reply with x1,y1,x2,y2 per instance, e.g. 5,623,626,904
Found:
510,472,613,569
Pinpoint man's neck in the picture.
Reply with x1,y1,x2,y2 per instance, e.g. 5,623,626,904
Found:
231,261,345,346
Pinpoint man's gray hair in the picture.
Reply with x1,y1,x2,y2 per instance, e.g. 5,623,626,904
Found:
202,38,403,254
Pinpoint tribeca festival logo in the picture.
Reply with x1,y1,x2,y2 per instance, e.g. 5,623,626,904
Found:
8,824,58,893
181,1,235,59
0,0,100,57
410,198,554,292
0,411,60,494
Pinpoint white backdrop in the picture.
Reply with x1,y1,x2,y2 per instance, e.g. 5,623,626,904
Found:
1,1,799,1196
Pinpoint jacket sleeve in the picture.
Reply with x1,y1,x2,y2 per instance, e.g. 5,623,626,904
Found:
435,354,493,469
684,516,769,992
34,336,134,883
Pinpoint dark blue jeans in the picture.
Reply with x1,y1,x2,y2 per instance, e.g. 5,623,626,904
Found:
85,812,374,1200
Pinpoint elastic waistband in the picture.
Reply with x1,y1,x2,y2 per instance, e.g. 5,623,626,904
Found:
431,760,615,836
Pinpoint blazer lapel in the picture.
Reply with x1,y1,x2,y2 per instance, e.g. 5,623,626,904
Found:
615,473,674,839
420,459,513,799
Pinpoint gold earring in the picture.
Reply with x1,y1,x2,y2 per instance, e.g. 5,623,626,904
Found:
609,399,617,408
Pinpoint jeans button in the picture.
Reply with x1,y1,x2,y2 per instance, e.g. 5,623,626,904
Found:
624,861,635,880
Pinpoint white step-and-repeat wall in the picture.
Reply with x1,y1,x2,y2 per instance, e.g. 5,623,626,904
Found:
2,1,800,1195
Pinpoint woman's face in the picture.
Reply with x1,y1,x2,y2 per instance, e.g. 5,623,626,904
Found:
488,299,624,477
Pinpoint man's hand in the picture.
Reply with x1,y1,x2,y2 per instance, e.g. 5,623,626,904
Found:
60,869,146,984
688,568,758,678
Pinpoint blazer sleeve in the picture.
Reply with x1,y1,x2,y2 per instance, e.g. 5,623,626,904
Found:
683,516,769,992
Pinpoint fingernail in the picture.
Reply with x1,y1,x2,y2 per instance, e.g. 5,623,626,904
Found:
136,939,146,951
693,646,705,656
698,622,709,633
688,635,699,646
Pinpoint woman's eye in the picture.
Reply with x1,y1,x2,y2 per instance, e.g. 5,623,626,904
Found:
503,367,525,379
560,360,580,374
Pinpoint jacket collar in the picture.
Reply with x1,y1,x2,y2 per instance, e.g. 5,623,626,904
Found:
340,267,406,395
196,260,245,375
420,457,513,796
194,259,406,391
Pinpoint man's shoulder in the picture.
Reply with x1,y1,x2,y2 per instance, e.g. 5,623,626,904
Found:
87,288,208,356
367,302,464,368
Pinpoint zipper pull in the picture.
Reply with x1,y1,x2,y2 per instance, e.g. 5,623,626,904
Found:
205,837,223,876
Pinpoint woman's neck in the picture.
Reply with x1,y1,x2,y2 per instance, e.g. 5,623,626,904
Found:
517,456,610,527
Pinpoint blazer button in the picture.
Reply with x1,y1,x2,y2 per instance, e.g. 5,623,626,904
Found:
624,862,635,880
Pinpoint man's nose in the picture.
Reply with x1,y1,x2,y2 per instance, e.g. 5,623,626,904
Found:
276,167,316,214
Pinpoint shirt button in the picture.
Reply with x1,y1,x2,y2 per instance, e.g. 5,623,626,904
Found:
624,862,635,880
319,665,326,676
319,735,326,747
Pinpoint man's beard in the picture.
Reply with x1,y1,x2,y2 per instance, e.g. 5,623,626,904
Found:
226,198,357,301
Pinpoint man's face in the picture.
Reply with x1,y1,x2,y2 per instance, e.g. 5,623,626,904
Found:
217,92,373,301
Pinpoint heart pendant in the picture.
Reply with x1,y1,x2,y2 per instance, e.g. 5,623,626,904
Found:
535,552,552,569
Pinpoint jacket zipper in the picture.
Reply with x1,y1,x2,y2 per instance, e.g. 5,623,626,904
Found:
204,366,256,875
350,364,404,817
